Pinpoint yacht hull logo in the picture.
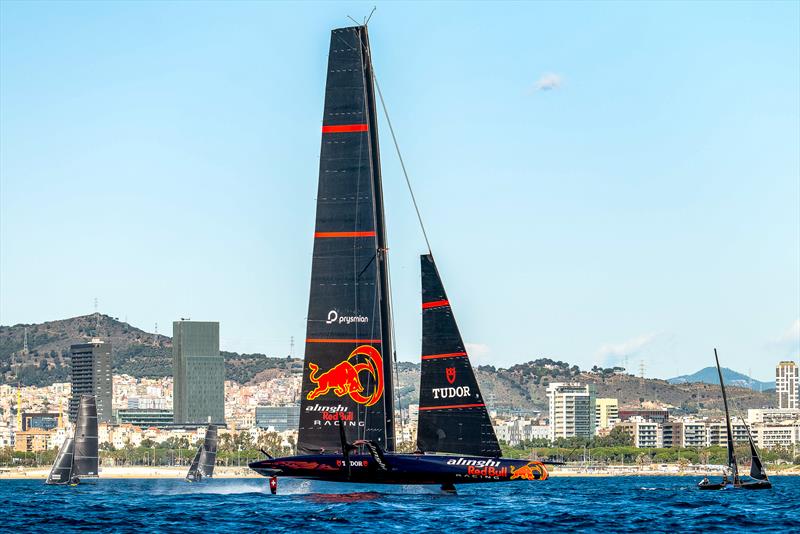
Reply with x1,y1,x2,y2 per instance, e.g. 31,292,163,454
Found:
306,345,384,406
510,461,548,481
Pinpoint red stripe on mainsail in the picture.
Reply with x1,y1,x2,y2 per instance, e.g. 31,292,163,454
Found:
418,403,486,411
306,338,382,344
421,352,468,360
322,124,369,133
422,299,449,309
314,231,376,238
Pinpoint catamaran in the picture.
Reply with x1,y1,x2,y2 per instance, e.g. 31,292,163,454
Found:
46,395,99,486
248,24,554,493
697,349,771,490
185,425,218,482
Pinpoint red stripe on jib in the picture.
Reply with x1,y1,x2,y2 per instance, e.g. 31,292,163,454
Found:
314,231,376,238
421,352,467,360
419,403,486,411
322,124,369,133
422,300,449,309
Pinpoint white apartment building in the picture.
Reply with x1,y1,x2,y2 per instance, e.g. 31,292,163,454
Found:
618,416,662,448
547,382,596,441
681,420,708,447
776,361,798,409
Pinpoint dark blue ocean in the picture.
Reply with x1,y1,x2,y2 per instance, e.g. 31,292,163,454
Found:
3,477,799,533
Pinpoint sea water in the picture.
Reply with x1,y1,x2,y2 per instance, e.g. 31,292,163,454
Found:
3,476,799,533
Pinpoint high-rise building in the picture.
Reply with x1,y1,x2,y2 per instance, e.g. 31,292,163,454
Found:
173,321,224,424
69,339,113,423
547,382,596,441
595,398,619,433
776,361,798,409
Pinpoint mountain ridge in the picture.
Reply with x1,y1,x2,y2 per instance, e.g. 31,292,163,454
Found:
667,366,775,391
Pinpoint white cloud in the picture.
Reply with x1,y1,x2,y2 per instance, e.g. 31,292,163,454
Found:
533,72,563,92
770,319,800,356
465,343,492,366
596,332,659,368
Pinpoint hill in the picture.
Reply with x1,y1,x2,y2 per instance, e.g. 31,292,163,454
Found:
0,314,298,386
2,315,777,415
668,367,774,392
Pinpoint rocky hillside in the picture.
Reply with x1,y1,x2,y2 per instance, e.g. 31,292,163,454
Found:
1,315,776,415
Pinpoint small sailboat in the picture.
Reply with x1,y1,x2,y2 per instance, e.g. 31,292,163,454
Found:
185,425,218,482
249,24,555,493
698,349,771,490
46,395,99,486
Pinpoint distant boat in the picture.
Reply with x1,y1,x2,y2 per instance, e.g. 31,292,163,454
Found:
46,395,99,486
185,425,218,482
697,349,771,491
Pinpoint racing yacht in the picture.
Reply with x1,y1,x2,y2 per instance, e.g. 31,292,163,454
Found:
249,25,554,493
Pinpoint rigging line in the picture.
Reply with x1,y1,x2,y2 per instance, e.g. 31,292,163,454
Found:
370,69,433,255
385,247,405,448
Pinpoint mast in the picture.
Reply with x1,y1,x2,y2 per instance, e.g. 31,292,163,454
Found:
359,25,395,452
297,25,394,453
715,349,738,483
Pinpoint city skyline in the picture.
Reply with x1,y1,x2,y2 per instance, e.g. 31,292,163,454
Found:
1,2,798,381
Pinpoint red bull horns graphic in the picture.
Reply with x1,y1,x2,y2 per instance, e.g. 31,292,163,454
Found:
306,345,384,407
509,461,549,481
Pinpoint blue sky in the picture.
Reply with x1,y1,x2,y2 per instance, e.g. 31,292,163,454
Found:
1,1,798,380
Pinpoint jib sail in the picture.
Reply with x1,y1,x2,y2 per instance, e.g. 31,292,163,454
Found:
416,254,501,457
298,25,394,453
46,438,74,485
72,395,99,478
745,423,769,481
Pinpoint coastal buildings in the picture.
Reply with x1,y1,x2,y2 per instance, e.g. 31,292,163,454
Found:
776,361,798,409
255,406,300,432
172,320,225,425
116,409,175,429
69,339,113,423
595,398,619,434
20,412,60,431
494,418,550,446
547,382,596,441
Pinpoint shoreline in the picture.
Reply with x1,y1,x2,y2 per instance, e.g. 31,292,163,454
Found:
2,465,798,480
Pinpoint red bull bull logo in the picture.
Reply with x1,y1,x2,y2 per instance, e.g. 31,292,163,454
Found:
306,345,384,407
509,461,548,481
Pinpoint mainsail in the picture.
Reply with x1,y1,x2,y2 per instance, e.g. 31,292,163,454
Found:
416,254,501,457
71,395,99,478
46,438,74,485
297,25,394,453
186,425,218,480
714,349,738,482
199,425,218,477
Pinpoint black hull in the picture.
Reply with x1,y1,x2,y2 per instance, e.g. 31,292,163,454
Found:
698,479,772,490
740,480,772,490
249,453,549,485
